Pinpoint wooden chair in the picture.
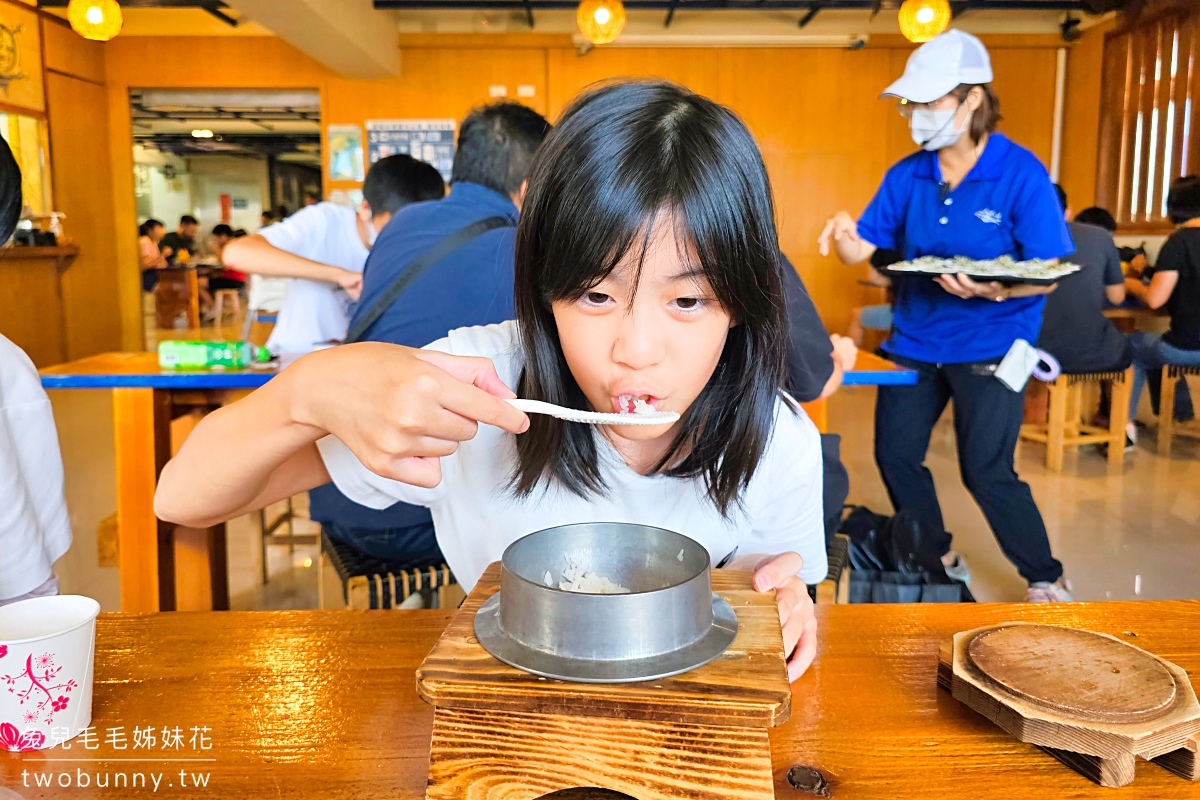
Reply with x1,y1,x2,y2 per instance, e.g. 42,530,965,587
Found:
1019,367,1133,471
1158,364,1200,456
318,529,462,610
815,534,851,604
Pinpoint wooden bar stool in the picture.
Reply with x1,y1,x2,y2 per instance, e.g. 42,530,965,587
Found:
318,529,462,610
1158,364,1200,456
211,288,242,327
1019,367,1133,471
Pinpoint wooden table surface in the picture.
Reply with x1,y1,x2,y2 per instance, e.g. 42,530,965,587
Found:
3,600,1198,798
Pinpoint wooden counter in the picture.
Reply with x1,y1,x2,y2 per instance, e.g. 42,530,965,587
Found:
0,244,79,367
2,600,1197,798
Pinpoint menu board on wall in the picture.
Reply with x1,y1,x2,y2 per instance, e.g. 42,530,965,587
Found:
366,119,455,183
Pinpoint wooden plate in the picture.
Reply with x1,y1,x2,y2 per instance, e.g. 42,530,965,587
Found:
965,624,1179,724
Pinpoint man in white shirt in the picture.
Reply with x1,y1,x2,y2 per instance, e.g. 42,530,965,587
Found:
0,136,72,606
222,155,445,354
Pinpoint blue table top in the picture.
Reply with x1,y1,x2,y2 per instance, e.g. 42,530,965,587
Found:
40,352,279,390
40,351,917,390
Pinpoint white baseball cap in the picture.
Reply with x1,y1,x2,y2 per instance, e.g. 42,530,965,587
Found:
880,29,993,104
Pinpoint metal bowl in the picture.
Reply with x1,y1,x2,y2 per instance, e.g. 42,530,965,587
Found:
473,522,738,683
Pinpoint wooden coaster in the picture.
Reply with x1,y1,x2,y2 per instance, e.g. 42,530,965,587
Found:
939,622,1200,788
416,563,791,800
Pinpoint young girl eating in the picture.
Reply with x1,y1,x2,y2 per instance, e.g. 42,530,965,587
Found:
156,80,826,680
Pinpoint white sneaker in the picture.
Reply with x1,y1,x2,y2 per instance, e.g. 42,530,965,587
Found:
1125,422,1138,450
942,552,971,584
1027,579,1074,603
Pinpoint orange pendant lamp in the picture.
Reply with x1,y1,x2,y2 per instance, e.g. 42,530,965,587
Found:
576,0,626,45
67,0,124,42
898,0,951,43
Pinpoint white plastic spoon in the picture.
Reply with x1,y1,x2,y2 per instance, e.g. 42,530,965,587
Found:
506,398,680,426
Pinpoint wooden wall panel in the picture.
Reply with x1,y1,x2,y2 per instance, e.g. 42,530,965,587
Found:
0,254,66,367
1061,21,1112,211
46,70,123,360
41,15,105,84
100,34,1083,342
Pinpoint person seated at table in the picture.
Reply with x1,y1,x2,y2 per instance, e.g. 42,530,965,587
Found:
155,80,828,680
0,135,72,607
1074,206,1117,235
160,215,200,264
206,223,247,293
139,218,169,269
260,210,275,229
221,154,445,354
1037,188,1131,375
139,218,169,294
1124,175,1200,436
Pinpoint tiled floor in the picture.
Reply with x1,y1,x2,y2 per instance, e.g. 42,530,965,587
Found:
48,379,1199,610
831,384,1200,603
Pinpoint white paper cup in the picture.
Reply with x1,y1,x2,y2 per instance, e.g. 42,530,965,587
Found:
0,595,100,752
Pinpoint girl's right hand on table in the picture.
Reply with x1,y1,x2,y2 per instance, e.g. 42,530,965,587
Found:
289,344,530,488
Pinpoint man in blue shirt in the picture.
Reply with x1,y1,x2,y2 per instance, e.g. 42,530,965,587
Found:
310,102,551,579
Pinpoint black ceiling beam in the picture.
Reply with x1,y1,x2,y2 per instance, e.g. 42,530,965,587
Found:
798,1,824,28
663,0,679,28
39,0,231,8
374,0,1093,9
199,1,239,26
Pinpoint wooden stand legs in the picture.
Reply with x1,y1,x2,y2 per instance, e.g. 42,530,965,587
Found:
426,707,775,800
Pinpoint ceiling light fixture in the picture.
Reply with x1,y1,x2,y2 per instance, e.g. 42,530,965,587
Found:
67,0,123,42
191,129,214,139
898,0,951,44
576,0,626,46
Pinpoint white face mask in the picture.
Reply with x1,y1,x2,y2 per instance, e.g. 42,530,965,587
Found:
365,219,379,247
910,106,970,152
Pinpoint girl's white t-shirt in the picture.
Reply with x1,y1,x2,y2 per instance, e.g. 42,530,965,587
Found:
259,202,369,355
317,321,828,592
0,335,71,600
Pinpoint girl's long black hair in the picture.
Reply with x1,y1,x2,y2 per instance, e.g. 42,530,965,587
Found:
513,80,788,516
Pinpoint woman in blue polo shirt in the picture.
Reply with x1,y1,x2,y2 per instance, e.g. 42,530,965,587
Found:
818,30,1074,602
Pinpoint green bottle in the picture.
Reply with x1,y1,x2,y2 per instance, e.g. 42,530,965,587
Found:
158,340,273,370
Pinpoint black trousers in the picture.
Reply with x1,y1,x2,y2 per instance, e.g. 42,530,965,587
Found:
873,353,1063,585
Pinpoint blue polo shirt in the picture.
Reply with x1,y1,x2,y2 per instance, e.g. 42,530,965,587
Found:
309,182,519,531
857,133,1073,364
354,182,518,346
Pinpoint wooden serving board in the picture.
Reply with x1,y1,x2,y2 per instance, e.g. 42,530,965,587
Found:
416,563,792,728
416,564,791,800
938,622,1200,788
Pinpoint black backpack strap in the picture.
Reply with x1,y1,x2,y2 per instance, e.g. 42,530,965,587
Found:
344,215,513,344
